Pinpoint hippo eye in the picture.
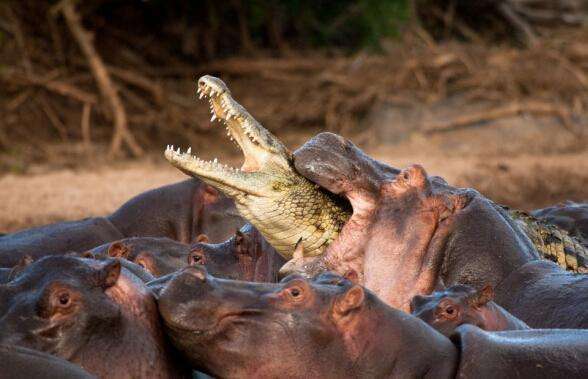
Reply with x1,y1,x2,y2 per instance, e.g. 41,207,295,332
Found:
59,293,70,306
190,253,205,265
286,286,304,301
402,171,409,180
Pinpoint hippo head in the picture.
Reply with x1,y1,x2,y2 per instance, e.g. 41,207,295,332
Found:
90,237,195,277
188,224,284,282
410,284,495,337
157,266,377,377
156,266,458,377
292,133,520,310
0,256,122,358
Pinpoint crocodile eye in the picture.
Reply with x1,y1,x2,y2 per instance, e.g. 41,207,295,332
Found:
402,171,409,180
445,306,454,315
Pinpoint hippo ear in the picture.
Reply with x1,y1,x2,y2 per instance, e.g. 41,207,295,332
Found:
108,242,129,259
292,238,304,260
196,234,209,243
474,285,494,306
343,269,358,284
97,259,121,289
8,255,34,281
334,285,365,317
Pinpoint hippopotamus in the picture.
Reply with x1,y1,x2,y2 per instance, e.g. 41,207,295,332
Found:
0,345,93,379
0,178,244,268
108,179,244,244
0,255,190,378
188,223,285,282
411,284,529,336
154,267,588,379
153,267,458,378
291,132,588,328
0,218,124,267
532,201,588,247
88,236,201,277
452,325,588,378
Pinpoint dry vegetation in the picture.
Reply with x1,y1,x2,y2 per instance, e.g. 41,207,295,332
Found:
0,0,586,231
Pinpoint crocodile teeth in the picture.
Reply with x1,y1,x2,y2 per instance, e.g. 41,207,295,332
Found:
211,114,216,122
187,147,192,154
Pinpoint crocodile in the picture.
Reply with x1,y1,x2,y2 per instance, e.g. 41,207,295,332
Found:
164,75,588,273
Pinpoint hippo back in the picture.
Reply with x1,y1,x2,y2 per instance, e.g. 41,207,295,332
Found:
453,325,588,379
0,345,93,379
0,217,123,267
495,260,588,328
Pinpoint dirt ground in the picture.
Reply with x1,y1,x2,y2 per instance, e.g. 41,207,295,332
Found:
1,111,587,234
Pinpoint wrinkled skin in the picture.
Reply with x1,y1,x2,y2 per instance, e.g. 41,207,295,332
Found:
0,345,93,379
153,267,458,379
291,133,588,329
88,237,195,277
188,223,285,282
453,324,588,378
292,133,537,312
0,256,190,378
495,260,588,328
0,218,123,267
532,201,588,247
0,178,244,267
411,284,529,337
109,178,244,244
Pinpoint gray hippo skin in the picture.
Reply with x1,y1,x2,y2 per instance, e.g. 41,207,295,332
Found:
453,324,588,379
495,260,588,328
0,255,190,378
0,345,94,378
0,218,123,267
108,178,244,244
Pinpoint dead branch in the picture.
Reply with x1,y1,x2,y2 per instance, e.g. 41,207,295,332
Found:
422,101,576,133
107,66,164,105
38,95,68,142
5,4,32,75
81,102,92,152
58,0,142,157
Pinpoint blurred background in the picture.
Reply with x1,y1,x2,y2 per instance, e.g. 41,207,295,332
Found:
0,0,587,232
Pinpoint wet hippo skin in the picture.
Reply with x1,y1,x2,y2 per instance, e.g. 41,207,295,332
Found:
453,324,588,379
0,255,190,379
494,260,588,328
108,179,244,244
153,267,458,378
0,217,124,267
0,345,94,379
292,132,588,328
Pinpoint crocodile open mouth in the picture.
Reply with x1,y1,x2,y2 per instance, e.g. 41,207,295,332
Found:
164,75,290,196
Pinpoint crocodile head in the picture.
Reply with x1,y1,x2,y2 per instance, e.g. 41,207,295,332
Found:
165,76,349,259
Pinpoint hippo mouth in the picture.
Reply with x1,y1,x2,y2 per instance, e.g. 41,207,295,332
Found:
163,309,264,338
164,75,292,197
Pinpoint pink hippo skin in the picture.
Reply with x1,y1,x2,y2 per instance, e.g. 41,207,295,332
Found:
0,255,191,378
